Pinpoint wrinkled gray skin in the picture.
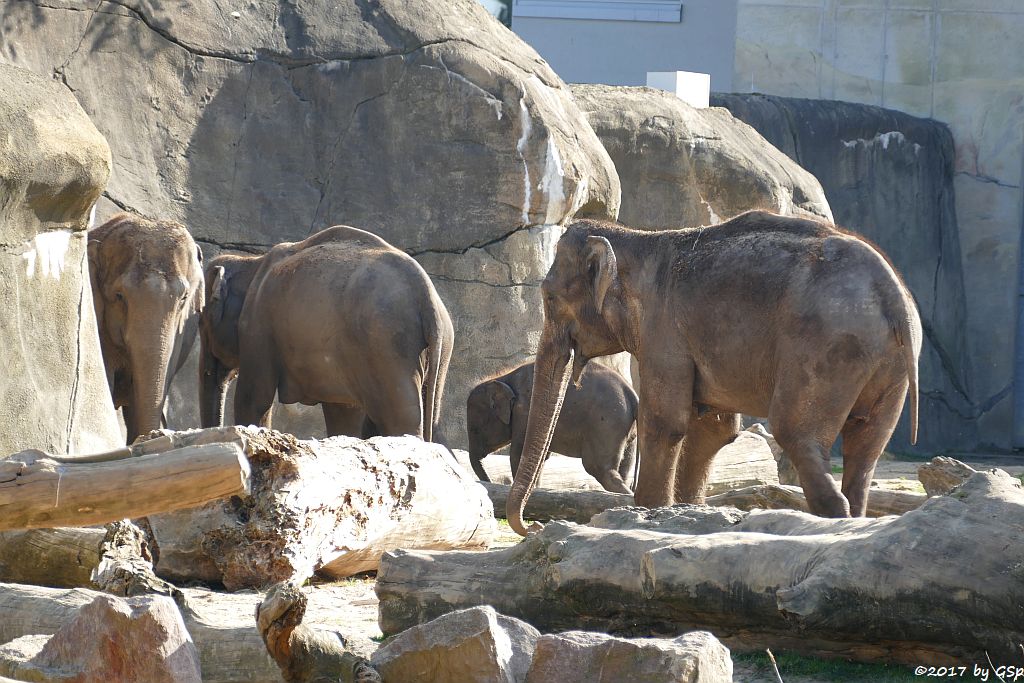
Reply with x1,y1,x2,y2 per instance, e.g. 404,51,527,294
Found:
200,225,454,440
89,213,204,444
467,362,638,493
508,211,921,535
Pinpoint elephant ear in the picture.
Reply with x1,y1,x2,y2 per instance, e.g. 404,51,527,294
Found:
584,235,618,314
488,381,515,426
207,265,228,324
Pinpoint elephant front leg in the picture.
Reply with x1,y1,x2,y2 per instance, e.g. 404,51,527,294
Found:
233,363,277,430
635,357,694,508
674,409,740,503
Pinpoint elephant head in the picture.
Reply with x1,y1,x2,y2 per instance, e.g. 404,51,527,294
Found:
88,214,204,443
506,225,629,535
198,254,261,428
465,378,516,480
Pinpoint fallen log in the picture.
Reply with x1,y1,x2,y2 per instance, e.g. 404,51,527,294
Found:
145,428,496,589
0,521,172,596
0,439,250,530
483,481,924,525
0,582,278,683
376,470,1024,665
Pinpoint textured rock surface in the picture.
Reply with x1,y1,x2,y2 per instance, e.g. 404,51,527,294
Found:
525,630,733,683
0,594,201,683
918,456,977,497
0,63,120,455
0,0,620,447
713,94,974,452
371,605,538,683
572,84,832,228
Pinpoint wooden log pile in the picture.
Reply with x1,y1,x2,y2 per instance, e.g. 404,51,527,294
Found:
377,469,1024,665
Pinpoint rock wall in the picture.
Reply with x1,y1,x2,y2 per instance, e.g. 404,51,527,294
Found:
572,84,833,228
0,63,120,455
0,0,621,446
713,93,974,452
731,0,1024,450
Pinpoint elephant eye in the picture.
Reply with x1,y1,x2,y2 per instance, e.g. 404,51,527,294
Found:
114,292,125,302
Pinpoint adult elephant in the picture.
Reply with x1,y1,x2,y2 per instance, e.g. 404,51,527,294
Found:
507,211,921,535
199,225,453,441
88,213,204,443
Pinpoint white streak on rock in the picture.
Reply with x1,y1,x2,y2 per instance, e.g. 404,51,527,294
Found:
540,135,565,224
87,204,97,230
23,230,73,279
517,96,532,225
841,131,907,150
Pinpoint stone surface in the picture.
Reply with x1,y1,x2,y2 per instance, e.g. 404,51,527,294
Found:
371,605,538,683
0,594,201,683
0,0,620,448
731,0,1024,450
918,456,977,497
571,84,832,229
0,62,120,456
713,94,974,453
525,630,733,683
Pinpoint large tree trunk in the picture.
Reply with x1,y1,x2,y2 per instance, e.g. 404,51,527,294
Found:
377,470,1024,665
0,437,250,530
143,427,496,589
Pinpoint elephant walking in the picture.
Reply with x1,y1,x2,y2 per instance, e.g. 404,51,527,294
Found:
199,225,453,441
467,362,638,493
507,210,921,535
88,213,205,443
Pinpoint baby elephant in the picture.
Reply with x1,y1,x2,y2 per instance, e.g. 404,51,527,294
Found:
467,362,638,493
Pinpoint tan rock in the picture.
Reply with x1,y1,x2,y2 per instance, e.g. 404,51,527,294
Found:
525,630,733,683
0,594,200,683
371,606,538,683
918,456,977,496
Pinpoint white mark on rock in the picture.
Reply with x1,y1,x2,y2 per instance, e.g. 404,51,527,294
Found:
87,203,97,230
698,194,721,224
842,131,908,150
540,135,565,224
23,230,73,280
231,11,241,18
517,96,532,225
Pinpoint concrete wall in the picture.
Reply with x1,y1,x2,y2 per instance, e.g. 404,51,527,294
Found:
734,0,1024,450
512,0,738,91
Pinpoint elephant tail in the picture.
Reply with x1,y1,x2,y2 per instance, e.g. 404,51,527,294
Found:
421,296,453,443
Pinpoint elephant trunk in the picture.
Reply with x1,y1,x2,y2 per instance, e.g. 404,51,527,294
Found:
127,315,177,443
506,326,574,536
199,340,228,428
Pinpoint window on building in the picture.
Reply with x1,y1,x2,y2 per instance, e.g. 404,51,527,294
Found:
511,0,683,23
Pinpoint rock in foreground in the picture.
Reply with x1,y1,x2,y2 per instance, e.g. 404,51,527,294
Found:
526,631,732,683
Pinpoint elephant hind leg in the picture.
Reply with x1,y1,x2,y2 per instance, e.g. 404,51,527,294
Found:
362,378,423,439
673,409,740,504
840,372,908,516
234,365,278,430
582,456,633,494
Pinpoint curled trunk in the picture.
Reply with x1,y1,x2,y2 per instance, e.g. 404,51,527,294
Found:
506,328,574,535
200,345,230,428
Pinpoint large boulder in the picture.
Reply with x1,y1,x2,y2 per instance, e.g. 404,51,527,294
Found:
526,630,733,683
571,84,832,228
0,0,621,447
0,594,201,683
0,63,120,455
371,605,539,683
712,94,974,452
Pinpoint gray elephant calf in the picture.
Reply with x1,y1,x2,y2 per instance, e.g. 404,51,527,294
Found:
467,362,637,493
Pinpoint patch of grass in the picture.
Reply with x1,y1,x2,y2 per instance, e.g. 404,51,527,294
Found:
370,634,388,643
830,465,844,474
734,652,966,682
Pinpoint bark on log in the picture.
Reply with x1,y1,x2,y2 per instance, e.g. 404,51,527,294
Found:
144,428,495,589
483,481,924,525
0,521,173,596
918,457,977,496
0,582,280,683
377,470,1024,665
255,582,380,683
0,440,250,530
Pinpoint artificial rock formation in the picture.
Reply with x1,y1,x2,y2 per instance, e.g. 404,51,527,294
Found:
145,427,496,589
526,631,733,683
0,0,620,447
571,84,832,228
0,593,201,683
0,62,120,456
371,606,539,683
712,94,974,452
377,470,1024,665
